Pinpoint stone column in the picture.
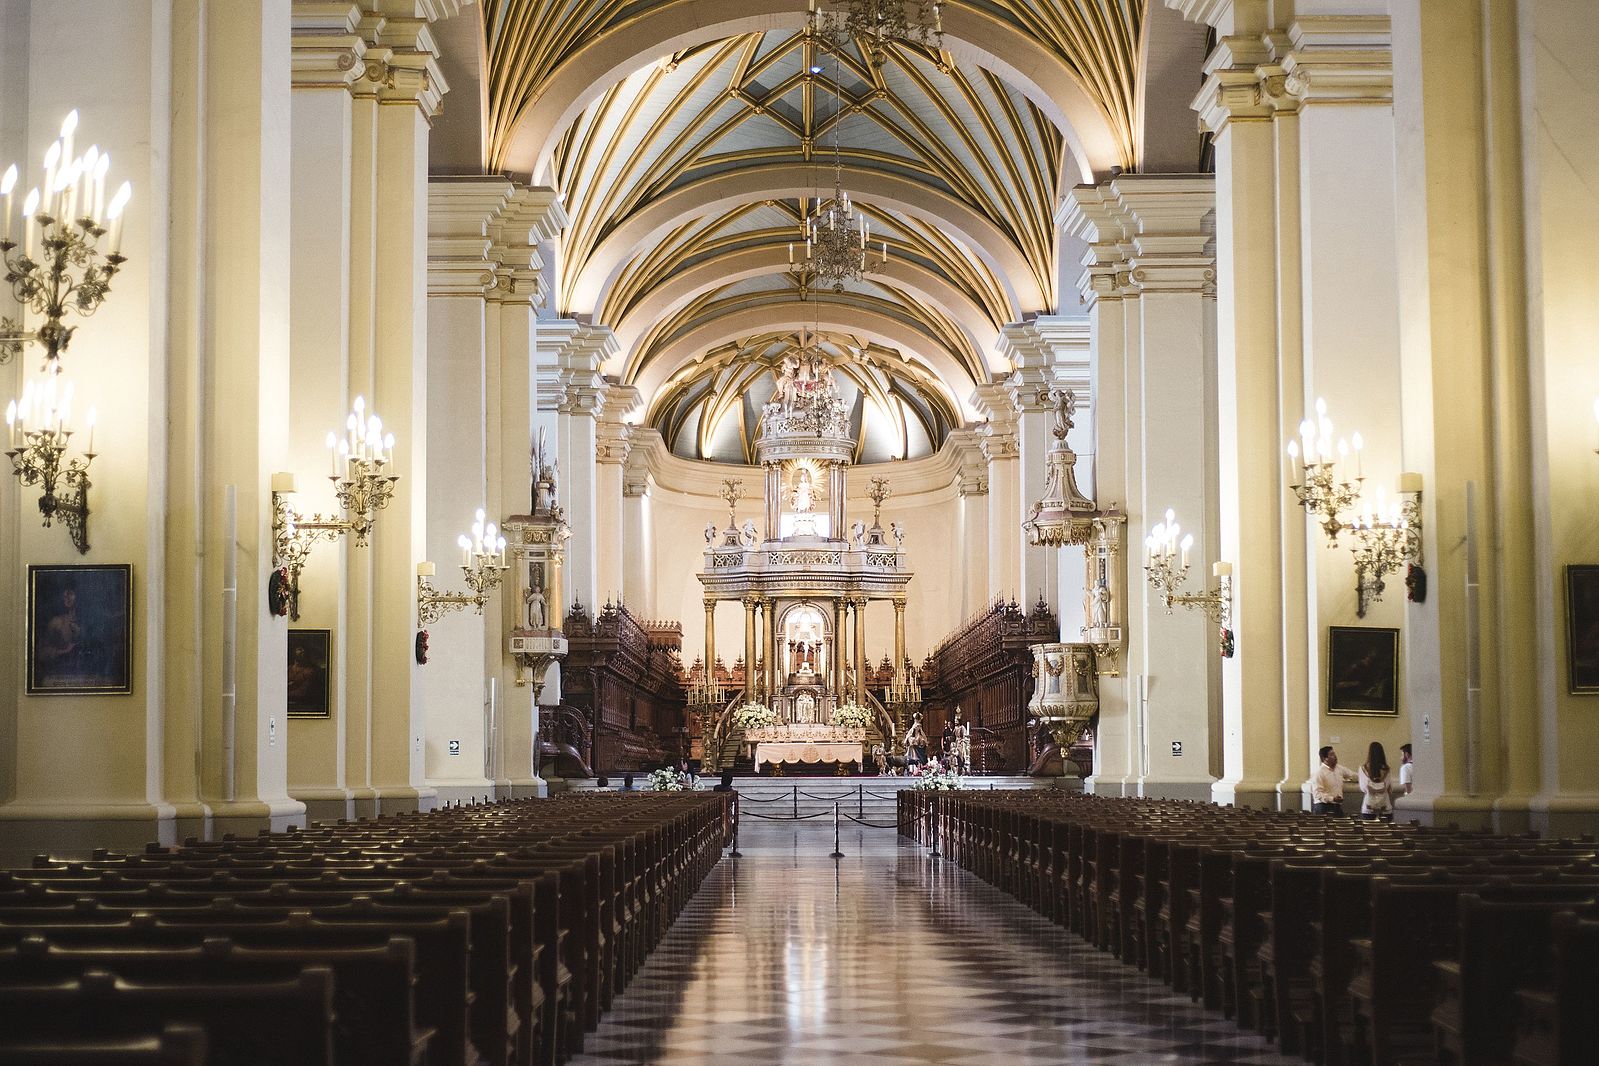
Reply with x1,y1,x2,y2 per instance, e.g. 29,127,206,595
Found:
1181,1,1287,809
621,430,657,618
488,186,564,797
1004,337,1063,611
948,430,990,615
422,177,508,803
595,383,640,607
537,321,616,617
365,9,450,815
973,386,1021,602
743,596,758,701
765,598,780,698
704,599,718,694
833,599,847,696
853,596,868,703
285,2,364,822
893,597,907,677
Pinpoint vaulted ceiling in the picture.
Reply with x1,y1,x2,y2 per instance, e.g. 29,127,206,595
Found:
473,0,1150,463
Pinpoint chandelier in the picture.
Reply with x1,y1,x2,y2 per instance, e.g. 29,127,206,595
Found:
4,370,96,553
1286,397,1363,546
1345,481,1423,618
416,508,509,626
787,53,887,293
810,0,944,61
1,110,133,370
270,396,401,620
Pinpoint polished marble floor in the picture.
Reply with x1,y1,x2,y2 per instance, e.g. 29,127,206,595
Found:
573,821,1299,1065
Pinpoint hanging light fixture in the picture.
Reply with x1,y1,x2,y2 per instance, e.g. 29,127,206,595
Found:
788,50,888,293
809,0,943,62
4,370,96,553
1,109,133,370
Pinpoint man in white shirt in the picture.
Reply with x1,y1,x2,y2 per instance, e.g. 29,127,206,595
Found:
1398,743,1414,798
1311,745,1359,815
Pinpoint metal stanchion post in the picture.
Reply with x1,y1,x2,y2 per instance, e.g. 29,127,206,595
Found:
793,785,798,818
730,798,742,858
831,803,844,859
930,797,941,861
857,785,863,819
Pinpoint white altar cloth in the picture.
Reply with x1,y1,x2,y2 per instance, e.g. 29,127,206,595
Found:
746,725,866,744
753,741,865,770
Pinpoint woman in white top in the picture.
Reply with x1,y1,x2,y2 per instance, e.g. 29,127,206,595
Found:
1359,741,1393,821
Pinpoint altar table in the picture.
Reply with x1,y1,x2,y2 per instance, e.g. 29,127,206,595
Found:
753,740,865,771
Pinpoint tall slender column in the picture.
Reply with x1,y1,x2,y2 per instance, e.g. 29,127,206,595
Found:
423,177,509,802
1004,340,1063,611
833,599,847,695
489,187,564,797
704,599,717,693
743,597,758,701
537,321,616,616
622,432,656,617
949,430,990,615
973,387,1021,601
595,383,640,607
766,598,780,697
853,597,868,703
1185,6,1287,809
893,598,907,676
284,2,363,821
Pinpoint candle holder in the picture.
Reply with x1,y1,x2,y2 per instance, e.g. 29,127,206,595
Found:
416,510,510,625
1144,509,1233,628
4,373,95,553
1345,477,1424,617
1285,398,1364,546
1,111,133,370
269,397,401,620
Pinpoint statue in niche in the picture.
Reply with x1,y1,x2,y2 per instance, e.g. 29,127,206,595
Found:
791,468,814,513
739,519,759,548
525,562,547,629
1090,582,1113,629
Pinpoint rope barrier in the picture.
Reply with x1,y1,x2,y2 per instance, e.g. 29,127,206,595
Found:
795,789,857,801
738,808,835,821
838,812,901,829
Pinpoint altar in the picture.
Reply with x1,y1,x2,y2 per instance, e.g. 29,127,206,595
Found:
753,740,865,772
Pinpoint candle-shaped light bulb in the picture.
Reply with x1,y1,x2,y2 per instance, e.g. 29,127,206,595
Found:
353,395,365,415
383,432,394,459
1164,508,1176,525
1180,533,1194,569
59,110,77,161
1287,439,1299,460
106,180,130,252
43,141,60,213
91,152,108,222
458,534,472,567
85,406,95,454
0,164,14,197
4,399,14,449
0,164,14,245
1315,396,1327,417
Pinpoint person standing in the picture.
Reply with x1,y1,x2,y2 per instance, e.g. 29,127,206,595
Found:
1358,742,1393,820
1311,746,1359,815
1398,743,1415,799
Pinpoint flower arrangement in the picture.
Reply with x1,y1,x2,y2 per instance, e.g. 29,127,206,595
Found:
647,768,691,792
732,701,777,730
832,702,872,730
910,761,963,791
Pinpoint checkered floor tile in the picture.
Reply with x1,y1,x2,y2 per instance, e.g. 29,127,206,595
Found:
573,823,1297,1064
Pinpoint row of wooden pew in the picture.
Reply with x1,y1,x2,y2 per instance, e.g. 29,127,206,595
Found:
0,792,731,1065
900,790,1598,1066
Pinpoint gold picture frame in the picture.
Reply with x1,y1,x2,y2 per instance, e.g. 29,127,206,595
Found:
27,564,134,696
1327,625,1399,717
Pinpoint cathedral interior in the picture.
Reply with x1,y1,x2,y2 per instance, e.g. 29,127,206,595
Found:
0,1,1596,1063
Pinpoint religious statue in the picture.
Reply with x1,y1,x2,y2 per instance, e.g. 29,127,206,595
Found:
955,717,972,775
903,712,928,767
739,519,759,548
526,590,547,630
791,468,814,513
890,521,904,547
704,522,718,546
532,428,560,512
774,355,798,411
1049,387,1076,441
849,520,866,548
1090,582,1113,629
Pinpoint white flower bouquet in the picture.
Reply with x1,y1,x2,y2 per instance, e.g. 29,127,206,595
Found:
910,761,963,791
647,768,691,791
831,702,872,730
732,701,777,730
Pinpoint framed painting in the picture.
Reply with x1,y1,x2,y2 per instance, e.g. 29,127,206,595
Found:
287,629,333,718
1327,625,1399,716
1566,565,1599,695
27,564,133,695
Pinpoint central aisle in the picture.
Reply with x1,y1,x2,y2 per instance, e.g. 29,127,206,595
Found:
573,820,1297,1065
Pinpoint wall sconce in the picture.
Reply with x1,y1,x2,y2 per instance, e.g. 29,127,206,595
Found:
4,372,95,553
1,110,132,370
1144,509,1234,649
416,509,509,625
1286,397,1363,545
270,396,400,620
1346,474,1424,617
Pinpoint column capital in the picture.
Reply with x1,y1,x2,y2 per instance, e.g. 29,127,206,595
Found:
971,384,1020,462
366,15,449,120
622,428,659,497
596,384,643,466
540,321,620,418
1281,16,1393,104
1063,176,1216,297
946,429,990,496
291,3,366,90
427,176,515,297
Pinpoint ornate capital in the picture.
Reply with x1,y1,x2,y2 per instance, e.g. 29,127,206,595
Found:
290,3,366,90
1282,16,1394,105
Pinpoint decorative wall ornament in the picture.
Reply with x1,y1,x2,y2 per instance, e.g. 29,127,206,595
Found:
416,509,510,627
0,110,133,370
1286,397,1364,545
505,429,572,689
270,395,400,620
1145,509,1234,653
1023,387,1099,548
5,370,95,553
1082,507,1127,675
